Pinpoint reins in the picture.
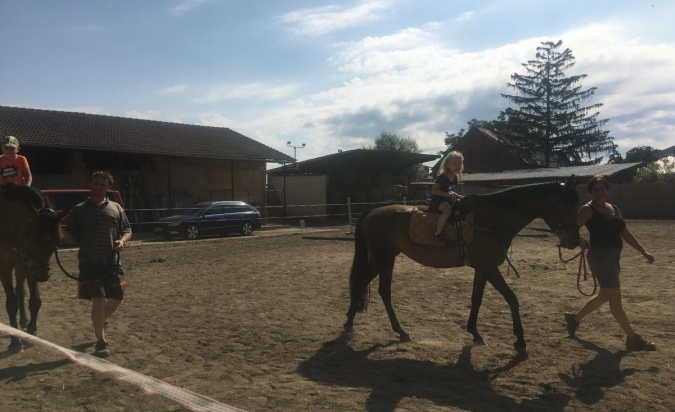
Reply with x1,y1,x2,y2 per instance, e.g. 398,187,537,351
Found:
54,247,82,281
55,247,121,282
558,245,596,296
467,222,521,278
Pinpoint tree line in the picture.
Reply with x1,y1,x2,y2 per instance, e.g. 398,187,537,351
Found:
368,40,672,183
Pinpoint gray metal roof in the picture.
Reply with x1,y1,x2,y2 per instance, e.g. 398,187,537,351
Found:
655,145,675,160
268,149,439,175
462,163,642,182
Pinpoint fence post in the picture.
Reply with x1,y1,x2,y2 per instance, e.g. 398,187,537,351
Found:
347,197,354,234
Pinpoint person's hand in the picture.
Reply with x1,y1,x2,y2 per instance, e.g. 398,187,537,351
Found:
114,239,126,251
579,238,590,250
643,250,655,264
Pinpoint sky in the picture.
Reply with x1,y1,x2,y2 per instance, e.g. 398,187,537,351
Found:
2,0,674,167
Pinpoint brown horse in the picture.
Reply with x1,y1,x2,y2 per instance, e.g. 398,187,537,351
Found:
0,184,68,349
345,176,580,355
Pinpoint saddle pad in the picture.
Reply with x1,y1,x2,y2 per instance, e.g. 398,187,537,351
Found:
409,207,474,246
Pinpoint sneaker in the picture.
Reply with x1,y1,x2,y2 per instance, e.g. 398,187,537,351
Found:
625,334,656,351
94,339,110,358
564,312,579,337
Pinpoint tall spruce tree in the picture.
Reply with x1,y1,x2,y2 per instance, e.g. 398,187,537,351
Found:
500,40,616,166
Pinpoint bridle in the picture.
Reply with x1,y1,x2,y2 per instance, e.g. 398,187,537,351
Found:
0,210,58,279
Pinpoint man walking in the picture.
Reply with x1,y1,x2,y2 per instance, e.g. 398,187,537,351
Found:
61,171,131,357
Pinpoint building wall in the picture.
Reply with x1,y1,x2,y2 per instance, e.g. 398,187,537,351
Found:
268,175,327,219
150,157,265,206
31,150,266,213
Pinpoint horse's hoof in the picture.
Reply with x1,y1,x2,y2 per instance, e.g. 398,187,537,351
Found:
343,322,353,332
8,340,24,352
514,343,528,357
473,337,487,346
399,333,413,342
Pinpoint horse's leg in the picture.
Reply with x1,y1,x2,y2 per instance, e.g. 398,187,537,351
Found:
345,260,379,332
1,269,23,348
376,254,411,341
485,269,526,355
15,268,28,331
467,270,489,344
26,278,41,336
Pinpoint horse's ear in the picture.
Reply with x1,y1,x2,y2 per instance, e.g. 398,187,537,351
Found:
565,174,578,189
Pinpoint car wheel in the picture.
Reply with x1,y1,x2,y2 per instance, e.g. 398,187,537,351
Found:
185,225,200,240
240,222,253,236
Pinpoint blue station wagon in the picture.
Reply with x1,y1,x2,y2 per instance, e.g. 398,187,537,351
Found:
155,201,262,240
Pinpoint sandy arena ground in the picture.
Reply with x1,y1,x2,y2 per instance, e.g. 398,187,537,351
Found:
1,219,673,411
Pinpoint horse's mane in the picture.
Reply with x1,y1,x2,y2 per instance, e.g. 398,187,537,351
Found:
0,184,53,210
469,180,578,212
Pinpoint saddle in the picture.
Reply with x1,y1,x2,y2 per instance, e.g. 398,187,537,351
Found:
409,204,474,247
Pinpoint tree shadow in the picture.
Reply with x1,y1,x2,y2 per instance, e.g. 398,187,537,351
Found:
298,331,571,412
557,337,660,406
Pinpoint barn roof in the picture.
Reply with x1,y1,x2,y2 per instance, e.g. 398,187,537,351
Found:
655,145,675,160
0,105,294,163
268,149,439,175
462,162,642,183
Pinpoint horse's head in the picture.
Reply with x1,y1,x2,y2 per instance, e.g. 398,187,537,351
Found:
541,175,580,249
21,205,69,282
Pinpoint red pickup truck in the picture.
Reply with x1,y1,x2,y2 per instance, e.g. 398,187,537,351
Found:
42,189,124,211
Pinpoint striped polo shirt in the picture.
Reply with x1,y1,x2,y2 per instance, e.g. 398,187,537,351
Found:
66,198,132,264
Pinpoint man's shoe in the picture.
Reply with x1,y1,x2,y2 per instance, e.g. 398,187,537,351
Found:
626,334,656,351
94,339,110,358
564,312,579,337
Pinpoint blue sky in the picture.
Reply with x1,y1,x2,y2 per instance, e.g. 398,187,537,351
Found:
2,0,674,165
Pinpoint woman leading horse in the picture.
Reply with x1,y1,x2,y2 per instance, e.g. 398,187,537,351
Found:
0,184,68,349
344,176,580,355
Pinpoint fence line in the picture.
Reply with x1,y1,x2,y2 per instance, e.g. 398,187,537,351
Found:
0,323,245,412
125,183,675,232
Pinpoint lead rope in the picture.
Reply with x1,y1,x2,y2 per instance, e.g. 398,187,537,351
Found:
558,245,596,296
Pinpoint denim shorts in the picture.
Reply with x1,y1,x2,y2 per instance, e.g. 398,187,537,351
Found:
588,247,621,289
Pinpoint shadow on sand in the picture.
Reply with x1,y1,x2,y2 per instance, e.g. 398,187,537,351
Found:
298,331,571,412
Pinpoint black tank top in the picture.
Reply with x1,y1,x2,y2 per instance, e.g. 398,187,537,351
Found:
585,205,625,249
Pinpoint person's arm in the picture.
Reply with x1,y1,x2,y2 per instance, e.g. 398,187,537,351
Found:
621,227,654,263
114,209,132,251
60,228,78,244
23,167,32,186
577,203,592,249
431,177,462,200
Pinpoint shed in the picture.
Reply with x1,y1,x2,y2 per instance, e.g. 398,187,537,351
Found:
267,149,439,219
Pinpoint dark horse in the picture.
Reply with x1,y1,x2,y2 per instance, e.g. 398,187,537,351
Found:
345,176,580,355
0,184,68,349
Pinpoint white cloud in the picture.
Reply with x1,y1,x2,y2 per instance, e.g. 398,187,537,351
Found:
158,84,187,94
233,21,675,160
195,82,301,103
277,0,398,36
169,0,214,16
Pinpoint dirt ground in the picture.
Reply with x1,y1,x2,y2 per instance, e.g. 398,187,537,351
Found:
1,219,674,412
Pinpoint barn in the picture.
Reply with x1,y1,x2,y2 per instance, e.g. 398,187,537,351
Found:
0,105,293,227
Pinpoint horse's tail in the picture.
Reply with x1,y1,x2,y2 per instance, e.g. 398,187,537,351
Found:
349,209,372,312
